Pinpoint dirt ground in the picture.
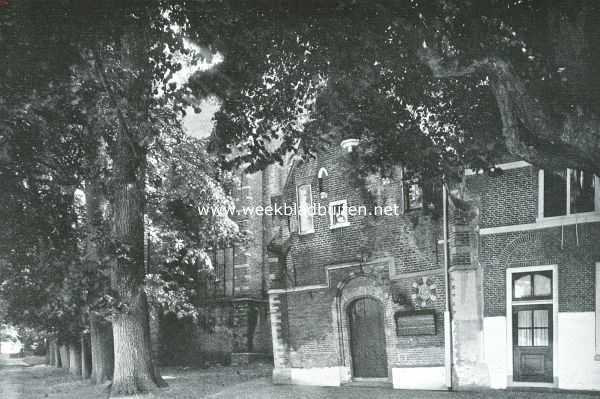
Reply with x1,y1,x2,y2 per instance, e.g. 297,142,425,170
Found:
0,354,272,399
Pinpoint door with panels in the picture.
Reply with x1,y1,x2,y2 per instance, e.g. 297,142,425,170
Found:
348,297,388,378
511,270,553,383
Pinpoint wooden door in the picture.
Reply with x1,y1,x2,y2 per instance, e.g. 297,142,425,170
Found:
348,297,388,378
512,304,553,382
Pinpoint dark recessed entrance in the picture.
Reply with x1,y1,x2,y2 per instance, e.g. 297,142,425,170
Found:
348,297,388,378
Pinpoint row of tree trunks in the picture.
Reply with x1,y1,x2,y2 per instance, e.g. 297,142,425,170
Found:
90,314,114,384
81,333,92,379
69,344,82,376
59,345,70,370
48,339,57,367
46,324,113,384
54,341,62,368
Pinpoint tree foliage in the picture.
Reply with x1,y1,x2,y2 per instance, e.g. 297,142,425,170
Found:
0,0,241,393
187,0,600,179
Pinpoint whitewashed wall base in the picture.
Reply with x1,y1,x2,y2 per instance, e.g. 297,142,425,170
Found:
272,367,351,386
392,367,447,390
557,312,600,391
483,316,508,389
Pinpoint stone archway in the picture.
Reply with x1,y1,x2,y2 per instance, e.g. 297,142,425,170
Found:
332,273,394,381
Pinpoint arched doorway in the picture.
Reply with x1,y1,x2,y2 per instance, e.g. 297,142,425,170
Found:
348,297,388,378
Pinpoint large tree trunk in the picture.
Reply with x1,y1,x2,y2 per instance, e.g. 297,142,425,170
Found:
59,345,70,369
108,112,162,396
111,293,165,395
54,340,62,368
44,340,50,365
48,339,56,366
68,344,82,377
84,174,114,384
81,334,92,379
91,30,164,396
90,314,114,384
149,303,165,382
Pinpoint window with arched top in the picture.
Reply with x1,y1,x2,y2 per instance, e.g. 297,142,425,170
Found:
296,183,314,235
317,168,329,199
512,270,552,300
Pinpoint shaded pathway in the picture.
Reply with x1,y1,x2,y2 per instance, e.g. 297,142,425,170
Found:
0,354,107,399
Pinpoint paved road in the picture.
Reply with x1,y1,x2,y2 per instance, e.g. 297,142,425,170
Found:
205,378,600,399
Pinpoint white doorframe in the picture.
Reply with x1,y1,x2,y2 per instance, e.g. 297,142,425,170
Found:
505,264,558,387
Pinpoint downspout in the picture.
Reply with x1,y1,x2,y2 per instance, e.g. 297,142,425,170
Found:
232,245,236,297
223,243,227,297
443,182,454,390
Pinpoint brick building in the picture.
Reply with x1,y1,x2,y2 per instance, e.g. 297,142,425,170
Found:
158,162,292,366
267,140,600,391
268,139,450,389
461,161,600,390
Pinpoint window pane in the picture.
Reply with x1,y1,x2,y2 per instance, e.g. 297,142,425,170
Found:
517,310,532,328
518,329,532,346
570,169,595,214
333,203,347,224
517,311,533,346
514,275,532,298
533,328,549,346
533,309,549,328
297,184,314,233
544,169,567,217
533,274,552,297
408,183,423,210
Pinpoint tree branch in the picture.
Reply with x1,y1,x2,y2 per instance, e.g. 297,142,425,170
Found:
89,47,141,164
418,46,600,172
417,46,489,78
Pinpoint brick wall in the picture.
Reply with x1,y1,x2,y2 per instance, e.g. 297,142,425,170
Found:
466,166,537,228
159,299,272,366
285,289,339,368
273,143,448,371
464,165,599,317
480,225,600,317
227,160,292,297
282,145,444,287
273,272,446,371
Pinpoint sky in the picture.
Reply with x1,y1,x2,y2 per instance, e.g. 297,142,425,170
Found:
0,325,22,354
168,38,223,140
183,98,220,139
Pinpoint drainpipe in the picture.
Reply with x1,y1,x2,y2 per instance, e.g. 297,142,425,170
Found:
442,182,454,390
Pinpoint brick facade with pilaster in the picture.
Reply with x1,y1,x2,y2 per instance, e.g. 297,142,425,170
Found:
463,163,600,391
269,143,449,387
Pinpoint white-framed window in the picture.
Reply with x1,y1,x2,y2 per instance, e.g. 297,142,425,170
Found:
296,183,314,235
403,180,423,211
329,199,349,229
317,168,328,199
397,167,424,212
538,168,600,219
